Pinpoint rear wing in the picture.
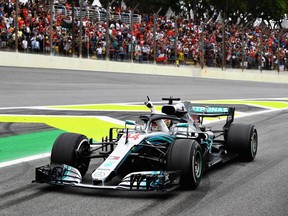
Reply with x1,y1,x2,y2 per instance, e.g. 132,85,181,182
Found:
183,102,235,129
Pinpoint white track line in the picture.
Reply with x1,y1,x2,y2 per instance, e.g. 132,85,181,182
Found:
0,153,51,168
0,97,286,110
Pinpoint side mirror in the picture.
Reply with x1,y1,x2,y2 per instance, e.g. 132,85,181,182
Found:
199,124,206,132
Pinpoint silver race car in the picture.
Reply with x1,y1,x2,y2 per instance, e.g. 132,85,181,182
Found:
34,97,258,191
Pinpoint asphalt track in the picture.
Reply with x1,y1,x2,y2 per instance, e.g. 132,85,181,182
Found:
0,66,288,216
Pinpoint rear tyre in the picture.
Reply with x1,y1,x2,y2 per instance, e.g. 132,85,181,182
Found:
226,123,258,162
167,139,203,189
51,133,90,177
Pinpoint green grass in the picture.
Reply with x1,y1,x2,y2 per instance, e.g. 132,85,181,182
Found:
0,129,64,162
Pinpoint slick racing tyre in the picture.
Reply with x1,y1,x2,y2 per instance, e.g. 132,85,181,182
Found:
51,133,90,177
226,123,258,162
167,139,203,189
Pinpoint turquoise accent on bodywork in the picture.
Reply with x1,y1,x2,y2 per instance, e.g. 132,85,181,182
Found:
149,171,164,189
125,120,136,126
63,165,69,180
176,123,189,128
131,145,143,152
201,136,213,152
150,179,160,188
142,134,176,145
139,171,163,189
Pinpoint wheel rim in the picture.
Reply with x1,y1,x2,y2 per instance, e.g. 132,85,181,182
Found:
193,150,202,179
250,130,258,157
76,139,90,174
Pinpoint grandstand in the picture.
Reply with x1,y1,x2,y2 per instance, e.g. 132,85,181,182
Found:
0,0,287,71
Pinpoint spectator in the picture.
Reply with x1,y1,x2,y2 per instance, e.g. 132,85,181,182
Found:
21,36,28,52
118,43,125,61
1,29,7,49
96,44,103,59
31,34,40,52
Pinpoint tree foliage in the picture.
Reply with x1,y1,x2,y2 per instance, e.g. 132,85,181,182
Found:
97,0,288,26
246,0,288,24
99,0,180,15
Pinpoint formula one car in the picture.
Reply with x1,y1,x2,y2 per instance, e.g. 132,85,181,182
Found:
34,97,258,191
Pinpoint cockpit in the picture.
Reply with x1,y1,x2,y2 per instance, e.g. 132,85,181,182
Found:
135,113,197,134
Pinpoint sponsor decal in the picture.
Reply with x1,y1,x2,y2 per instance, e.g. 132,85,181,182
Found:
107,156,121,160
103,161,116,167
94,172,106,177
191,106,229,113
122,133,140,140
96,168,111,171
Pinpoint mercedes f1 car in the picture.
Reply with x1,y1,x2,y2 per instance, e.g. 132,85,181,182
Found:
34,97,258,191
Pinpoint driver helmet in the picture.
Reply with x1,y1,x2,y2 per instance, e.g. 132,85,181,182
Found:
164,119,172,128
151,119,171,131
151,121,160,131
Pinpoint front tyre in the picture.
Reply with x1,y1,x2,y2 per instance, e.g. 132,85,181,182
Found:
226,123,258,162
167,139,203,189
51,133,90,177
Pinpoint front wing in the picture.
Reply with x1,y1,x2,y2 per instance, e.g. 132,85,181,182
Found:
33,164,180,192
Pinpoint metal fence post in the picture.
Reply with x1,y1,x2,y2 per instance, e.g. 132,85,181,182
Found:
153,7,162,65
221,22,225,70
174,16,178,67
130,3,139,62
260,30,263,72
79,0,84,58
277,29,285,73
49,0,53,55
105,0,115,61
15,0,19,53
200,22,205,69
240,17,252,71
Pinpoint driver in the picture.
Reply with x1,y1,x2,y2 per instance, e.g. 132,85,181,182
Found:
164,119,172,128
151,119,171,132
151,121,160,131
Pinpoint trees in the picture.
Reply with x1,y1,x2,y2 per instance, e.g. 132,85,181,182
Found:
99,0,180,15
206,0,247,22
246,0,288,27
204,0,288,27
97,0,288,26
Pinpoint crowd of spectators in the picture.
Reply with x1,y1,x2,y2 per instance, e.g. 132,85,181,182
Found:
1,0,288,71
